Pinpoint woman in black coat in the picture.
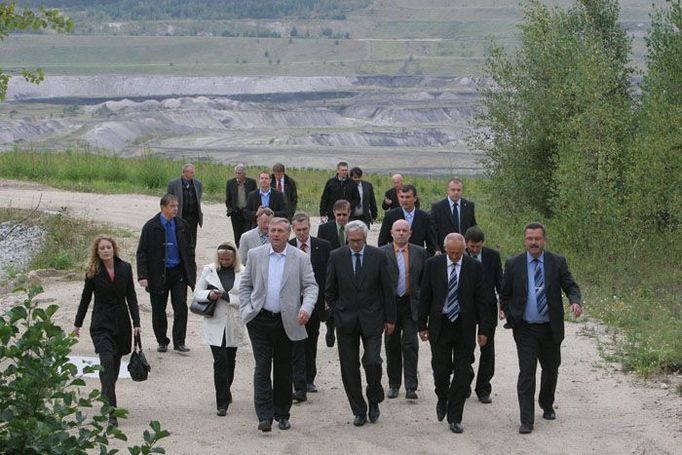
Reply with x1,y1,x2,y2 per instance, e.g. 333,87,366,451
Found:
74,235,141,427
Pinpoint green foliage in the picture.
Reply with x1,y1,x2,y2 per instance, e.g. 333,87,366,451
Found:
0,287,169,454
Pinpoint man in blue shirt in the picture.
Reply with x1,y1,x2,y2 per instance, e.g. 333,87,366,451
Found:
244,171,287,229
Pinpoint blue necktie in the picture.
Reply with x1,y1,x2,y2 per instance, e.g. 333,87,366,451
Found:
446,263,459,322
396,248,407,297
452,202,460,233
354,252,362,277
534,259,547,316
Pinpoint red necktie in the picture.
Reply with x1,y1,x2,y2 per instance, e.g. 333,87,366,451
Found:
300,243,307,253
277,180,283,192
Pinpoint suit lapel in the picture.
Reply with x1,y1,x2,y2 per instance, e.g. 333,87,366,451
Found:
280,247,294,291
260,248,270,289
543,252,554,295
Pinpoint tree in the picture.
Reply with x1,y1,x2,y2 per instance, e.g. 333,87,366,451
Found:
0,2,73,101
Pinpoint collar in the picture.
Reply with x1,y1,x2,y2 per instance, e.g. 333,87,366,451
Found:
402,207,416,216
393,242,408,253
269,244,289,256
296,237,311,249
447,256,461,269
160,214,175,226
351,246,366,256
527,251,545,264
260,189,271,196
448,197,460,207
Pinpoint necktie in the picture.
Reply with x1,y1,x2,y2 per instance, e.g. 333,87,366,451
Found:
534,259,547,315
260,232,268,245
396,248,407,297
445,263,460,322
339,225,345,245
354,252,362,277
470,252,481,263
452,202,460,233
277,179,283,192
300,242,307,253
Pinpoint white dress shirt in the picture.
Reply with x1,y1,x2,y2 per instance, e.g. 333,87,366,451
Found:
264,244,288,313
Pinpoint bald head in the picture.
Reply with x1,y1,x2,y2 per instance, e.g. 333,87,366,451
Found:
444,233,466,263
392,174,404,190
391,219,411,247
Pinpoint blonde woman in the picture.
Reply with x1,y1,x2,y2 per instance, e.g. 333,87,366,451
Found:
74,235,141,428
193,242,245,416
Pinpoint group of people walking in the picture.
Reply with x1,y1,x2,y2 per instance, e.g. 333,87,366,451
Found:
73,161,582,436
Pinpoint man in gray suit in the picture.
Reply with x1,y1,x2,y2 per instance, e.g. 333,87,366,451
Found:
167,163,203,252
238,207,274,265
239,217,318,433
381,219,427,400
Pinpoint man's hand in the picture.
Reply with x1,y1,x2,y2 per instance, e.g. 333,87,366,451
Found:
499,309,506,320
570,303,583,318
298,309,310,325
477,334,488,347
384,323,395,335
384,197,392,205
72,326,80,337
138,279,148,288
320,216,328,224
419,330,429,342
133,327,141,336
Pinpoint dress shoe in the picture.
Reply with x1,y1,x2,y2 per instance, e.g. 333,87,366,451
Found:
307,383,318,393
436,400,447,422
405,389,418,400
543,409,556,420
292,390,307,402
258,420,272,432
277,418,291,430
216,407,227,417
325,329,335,348
519,423,533,434
449,422,464,434
107,416,118,428
478,395,492,404
173,344,190,352
353,414,367,427
157,344,168,353
368,403,380,423
387,387,399,399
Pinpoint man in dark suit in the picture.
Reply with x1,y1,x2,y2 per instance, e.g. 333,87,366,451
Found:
382,174,420,211
319,161,360,220
499,222,582,434
381,219,427,400
245,170,288,229
225,164,257,247
418,233,490,434
464,226,503,404
430,178,477,252
290,212,332,400
166,163,203,252
349,167,378,227
271,162,298,221
325,221,396,427
378,184,437,255
137,194,196,353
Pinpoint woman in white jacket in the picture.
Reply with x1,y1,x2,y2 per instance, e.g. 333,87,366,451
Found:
193,242,245,416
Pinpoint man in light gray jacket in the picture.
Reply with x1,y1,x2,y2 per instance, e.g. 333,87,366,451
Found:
239,217,318,433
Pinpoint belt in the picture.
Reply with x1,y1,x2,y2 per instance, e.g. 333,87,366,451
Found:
259,308,281,318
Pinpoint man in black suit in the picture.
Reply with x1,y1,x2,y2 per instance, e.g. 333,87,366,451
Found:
290,212,332,400
166,163,203,252
349,167,378,227
430,178,477,252
225,163,257,247
245,170,288,229
418,233,490,434
378,184,437,256
271,162,298,221
500,222,582,434
381,219,427,400
382,174,420,211
464,226,503,404
325,220,396,427
319,161,360,220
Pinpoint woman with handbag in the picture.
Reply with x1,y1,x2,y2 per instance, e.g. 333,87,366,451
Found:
192,242,245,416
74,235,141,428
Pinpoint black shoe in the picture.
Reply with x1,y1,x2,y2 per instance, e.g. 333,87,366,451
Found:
519,423,533,434
436,400,446,422
292,390,307,402
405,389,418,400
543,409,556,420
217,407,227,417
278,418,291,430
107,416,118,428
387,387,399,399
368,403,380,423
307,383,318,393
325,329,335,348
353,414,367,427
258,420,272,432
478,395,492,404
173,344,190,352
449,422,464,434
157,344,168,353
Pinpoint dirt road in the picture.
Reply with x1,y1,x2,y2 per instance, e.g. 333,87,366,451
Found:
0,178,679,454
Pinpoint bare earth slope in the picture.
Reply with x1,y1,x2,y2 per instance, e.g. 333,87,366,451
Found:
0,178,679,454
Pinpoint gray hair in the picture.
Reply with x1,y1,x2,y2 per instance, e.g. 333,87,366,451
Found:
345,220,368,237
291,212,310,225
182,163,194,172
235,163,246,172
444,232,465,247
269,217,291,232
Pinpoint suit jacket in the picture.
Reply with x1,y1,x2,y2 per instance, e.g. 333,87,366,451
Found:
289,236,332,321
316,220,343,250
418,254,489,344
353,180,378,224
270,173,298,218
75,258,140,356
380,243,427,321
499,250,581,343
192,264,245,347
382,188,421,211
167,177,203,226
325,245,396,336
430,197,477,251
378,207,437,255
238,227,268,265
238,244,318,341
244,189,288,228
319,175,360,218
225,177,257,213
471,247,503,328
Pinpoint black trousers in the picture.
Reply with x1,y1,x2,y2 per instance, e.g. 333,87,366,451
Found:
182,214,199,252
430,316,475,424
470,324,496,397
210,333,237,410
337,329,384,416
513,322,561,425
385,295,419,390
246,310,293,423
150,266,188,347
99,351,122,409
230,210,248,247
292,314,321,392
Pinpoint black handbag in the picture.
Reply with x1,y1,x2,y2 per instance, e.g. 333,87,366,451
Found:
127,334,151,382
190,285,220,317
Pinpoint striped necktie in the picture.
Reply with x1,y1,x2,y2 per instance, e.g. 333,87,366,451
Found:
445,263,460,322
534,259,547,315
